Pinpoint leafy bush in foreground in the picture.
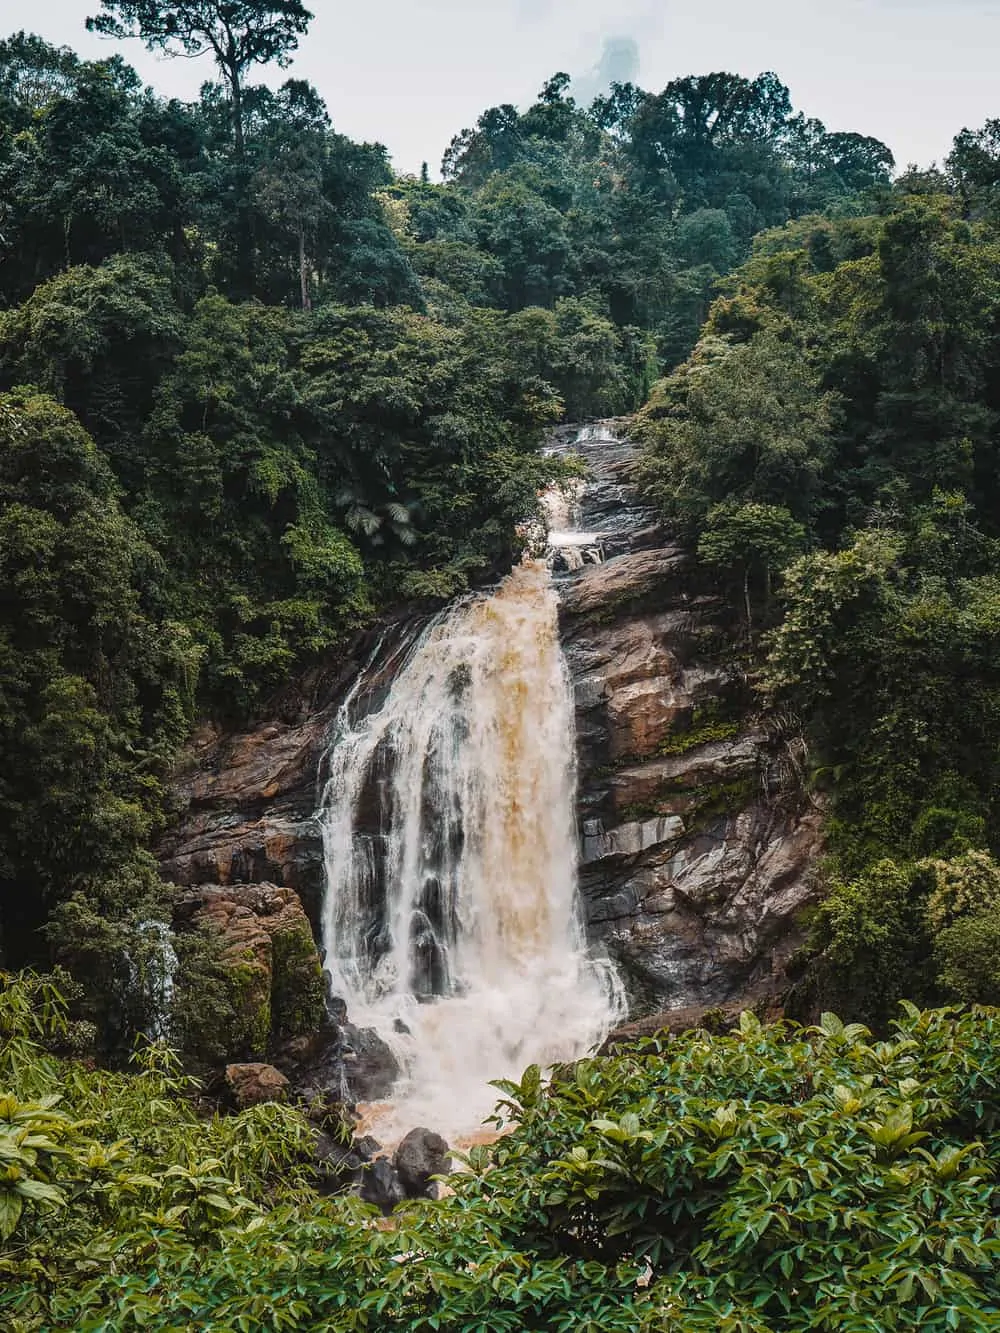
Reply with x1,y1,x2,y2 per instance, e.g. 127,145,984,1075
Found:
1,973,998,1330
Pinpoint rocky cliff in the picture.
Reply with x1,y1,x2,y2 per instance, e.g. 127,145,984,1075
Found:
160,423,822,1035
550,424,823,1015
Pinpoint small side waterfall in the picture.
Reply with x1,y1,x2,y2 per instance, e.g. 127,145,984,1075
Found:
319,560,622,1138
130,920,178,1043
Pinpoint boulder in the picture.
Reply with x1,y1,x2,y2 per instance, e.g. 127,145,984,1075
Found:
360,1156,407,1215
354,1135,382,1161
224,1062,290,1109
341,1023,401,1102
175,883,325,1061
393,1127,451,1199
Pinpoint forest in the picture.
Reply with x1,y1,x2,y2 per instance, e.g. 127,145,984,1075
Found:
2,0,1000,1327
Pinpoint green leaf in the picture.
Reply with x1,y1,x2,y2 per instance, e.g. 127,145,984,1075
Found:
0,1188,24,1240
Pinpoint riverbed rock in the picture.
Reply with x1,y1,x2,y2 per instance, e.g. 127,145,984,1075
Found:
393,1127,451,1199
341,1023,401,1102
360,1156,407,1215
224,1062,290,1108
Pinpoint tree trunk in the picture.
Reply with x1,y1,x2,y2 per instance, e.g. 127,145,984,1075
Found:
743,565,753,643
299,228,311,311
230,68,245,164
226,66,255,298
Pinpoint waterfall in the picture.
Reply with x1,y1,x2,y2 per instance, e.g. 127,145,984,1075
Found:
131,920,178,1043
318,560,623,1139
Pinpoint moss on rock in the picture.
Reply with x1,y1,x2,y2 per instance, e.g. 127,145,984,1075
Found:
269,914,325,1042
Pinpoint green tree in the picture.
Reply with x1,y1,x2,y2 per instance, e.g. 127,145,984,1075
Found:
251,79,330,309
697,501,805,637
0,391,195,963
86,0,312,160
935,910,1000,1004
636,331,835,534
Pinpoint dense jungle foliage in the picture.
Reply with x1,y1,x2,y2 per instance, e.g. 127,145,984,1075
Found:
0,2,899,992
636,142,1000,1021
1,972,998,1331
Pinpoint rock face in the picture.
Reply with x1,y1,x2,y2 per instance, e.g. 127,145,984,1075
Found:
160,718,330,923
175,882,325,1059
551,424,822,1015
159,621,418,926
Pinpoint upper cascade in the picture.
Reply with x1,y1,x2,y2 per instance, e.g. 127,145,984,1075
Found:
318,558,623,1140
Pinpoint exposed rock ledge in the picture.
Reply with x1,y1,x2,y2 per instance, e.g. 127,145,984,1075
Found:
160,720,330,924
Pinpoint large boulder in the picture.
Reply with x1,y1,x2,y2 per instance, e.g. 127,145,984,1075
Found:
224,1062,290,1109
274,1018,400,1109
175,883,325,1060
393,1127,451,1199
341,1023,401,1103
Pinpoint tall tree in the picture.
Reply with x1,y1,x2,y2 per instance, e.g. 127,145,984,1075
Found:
86,1,313,159
88,0,312,296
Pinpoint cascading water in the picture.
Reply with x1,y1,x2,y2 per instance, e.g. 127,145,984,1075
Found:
318,559,623,1140
130,920,178,1042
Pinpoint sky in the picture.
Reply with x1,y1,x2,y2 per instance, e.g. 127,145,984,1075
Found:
4,0,1000,176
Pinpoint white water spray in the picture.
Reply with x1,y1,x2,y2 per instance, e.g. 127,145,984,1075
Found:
318,560,622,1139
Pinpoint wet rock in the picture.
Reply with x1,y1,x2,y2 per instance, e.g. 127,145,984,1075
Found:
159,616,423,930
224,1062,290,1109
393,1127,452,1199
313,1134,357,1188
360,1156,407,1215
323,977,348,1023
560,547,691,624
341,1023,400,1102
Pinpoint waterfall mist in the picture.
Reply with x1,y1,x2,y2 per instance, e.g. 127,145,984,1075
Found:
318,560,623,1139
